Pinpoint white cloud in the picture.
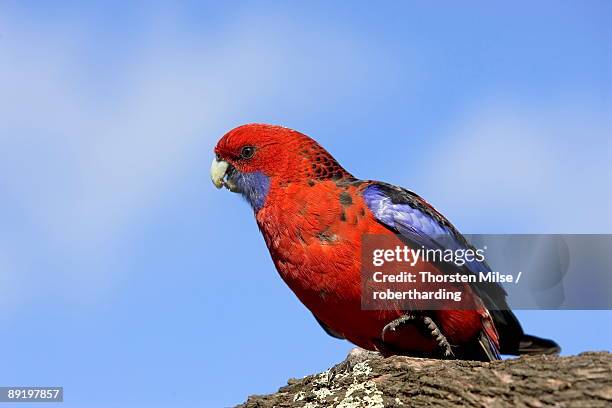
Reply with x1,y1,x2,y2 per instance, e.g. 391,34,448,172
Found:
0,7,400,305
422,100,612,232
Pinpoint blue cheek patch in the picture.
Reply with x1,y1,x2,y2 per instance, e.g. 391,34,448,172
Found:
231,171,271,211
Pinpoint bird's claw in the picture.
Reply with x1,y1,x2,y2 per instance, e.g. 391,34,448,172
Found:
423,316,454,358
381,313,417,341
381,313,455,358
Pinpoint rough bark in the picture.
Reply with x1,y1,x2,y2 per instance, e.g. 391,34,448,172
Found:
237,352,611,408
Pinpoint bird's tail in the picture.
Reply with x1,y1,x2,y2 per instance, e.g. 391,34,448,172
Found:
517,334,561,355
492,309,561,356
456,332,559,362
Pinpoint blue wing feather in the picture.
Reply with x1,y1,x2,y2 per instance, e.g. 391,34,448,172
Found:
362,182,493,276
362,180,512,319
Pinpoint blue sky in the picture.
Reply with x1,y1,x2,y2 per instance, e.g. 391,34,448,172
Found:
0,1,610,407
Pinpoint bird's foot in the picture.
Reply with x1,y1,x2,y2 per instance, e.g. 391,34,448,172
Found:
326,347,380,383
381,313,455,359
422,316,454,358
381,313,418,341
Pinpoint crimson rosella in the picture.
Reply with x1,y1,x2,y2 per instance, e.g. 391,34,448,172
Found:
211,123,559,361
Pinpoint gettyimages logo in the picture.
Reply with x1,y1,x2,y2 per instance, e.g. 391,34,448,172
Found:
371,246,487,268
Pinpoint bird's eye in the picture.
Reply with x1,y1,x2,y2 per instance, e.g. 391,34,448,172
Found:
240,146,256,159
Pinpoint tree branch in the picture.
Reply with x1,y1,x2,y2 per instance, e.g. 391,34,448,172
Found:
237,352,611,407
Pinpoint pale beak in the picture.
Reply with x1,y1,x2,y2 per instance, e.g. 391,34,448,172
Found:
210,158,229,189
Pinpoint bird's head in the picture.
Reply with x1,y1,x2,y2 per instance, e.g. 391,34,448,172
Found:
211,123,353,211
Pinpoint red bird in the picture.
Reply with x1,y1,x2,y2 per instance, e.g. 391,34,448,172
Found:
211,124,559,361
